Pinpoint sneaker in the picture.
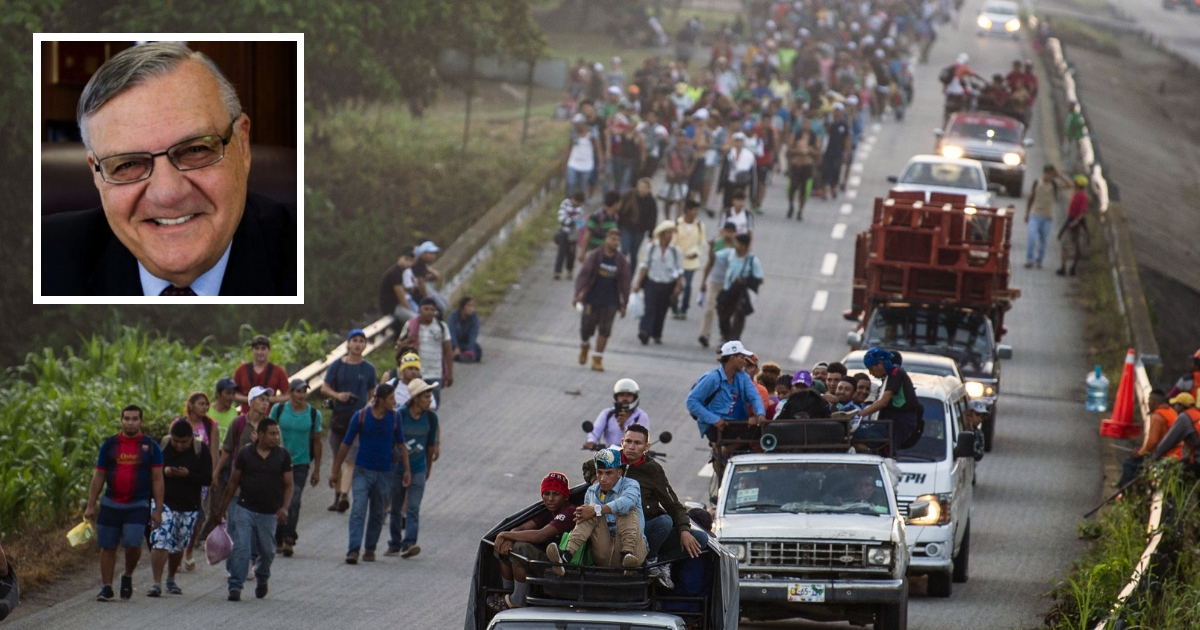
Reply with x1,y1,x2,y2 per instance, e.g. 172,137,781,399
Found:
652,337,662,345
362,550,376,562
255,582,269,599
547,542,567,577
698,335,709,348
147,584,162,598
400,545,421,559
228,590,241,602
554,272,562,280
578,343,590,365
638,331,650,345
345,551,359,565
621,552,640,569
505,594,525,609
1056,267,1066,276
787,204,795,218
383,546,401,557
648,564,675,589
165,581,182,595
119,575,133,600
1024,262,1034,269
336,493,350,513
281,539,294,557
96,585,115,602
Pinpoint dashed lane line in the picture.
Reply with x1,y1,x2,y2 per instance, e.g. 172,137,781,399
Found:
831,223,847,239
847,175,862,187
811,290,829,311
789,335,814,363
839,203,853,215
845,190,858,199
820,253,838,276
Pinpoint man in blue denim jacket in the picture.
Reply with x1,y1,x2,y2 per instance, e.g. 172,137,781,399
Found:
547,448,646,574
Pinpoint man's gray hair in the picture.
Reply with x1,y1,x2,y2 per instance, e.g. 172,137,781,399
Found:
77,42,242,150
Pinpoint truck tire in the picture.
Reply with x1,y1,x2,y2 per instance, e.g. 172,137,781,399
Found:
953,523,971,583
983,410,995,452
927,571,953,597
874,577,908,630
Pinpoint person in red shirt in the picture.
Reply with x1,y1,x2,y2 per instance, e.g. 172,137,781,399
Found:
1057,175,1090,276
84,405,165,602
233,335,290,413
488,472,576,611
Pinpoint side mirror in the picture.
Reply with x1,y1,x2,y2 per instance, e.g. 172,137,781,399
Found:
886,175,899,183
1022,138,1035,147
953,432,977,459
907,501,930,521
581,421,594,434
846,330,863,346
933,128,945,137
996,344,1013,360
658,431,673,445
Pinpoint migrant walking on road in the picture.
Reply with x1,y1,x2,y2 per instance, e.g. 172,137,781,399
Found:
386,379,439,559
269,378,322,557
233,334,289,413
575,229,632,372
634,220,684,345
147,420,212,597
319,329,377,513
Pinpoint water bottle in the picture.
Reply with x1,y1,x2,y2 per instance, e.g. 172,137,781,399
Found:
1086,365,1109,412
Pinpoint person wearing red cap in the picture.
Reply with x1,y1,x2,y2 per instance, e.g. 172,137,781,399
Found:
487,473,576,611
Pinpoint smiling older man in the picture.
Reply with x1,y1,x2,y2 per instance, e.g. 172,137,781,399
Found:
42,42,296,297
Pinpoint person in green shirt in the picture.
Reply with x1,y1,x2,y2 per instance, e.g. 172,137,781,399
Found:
268,379,323,556
1064,100,1086,142
209,378,239,433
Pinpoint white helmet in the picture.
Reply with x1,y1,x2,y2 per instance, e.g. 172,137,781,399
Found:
613,378,641,412
956,52,970,65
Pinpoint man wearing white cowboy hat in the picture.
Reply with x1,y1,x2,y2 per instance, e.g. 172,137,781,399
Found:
385,378,439,559
634,220,684,346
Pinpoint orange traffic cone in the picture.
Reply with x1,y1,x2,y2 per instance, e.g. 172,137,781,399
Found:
1101,349,1139,439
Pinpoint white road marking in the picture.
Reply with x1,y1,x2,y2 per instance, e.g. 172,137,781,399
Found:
848,175,862,187
789,335,814,363
851,163,864,174
872,123,883,132
832,223,848,239
821,253,838,276
839,203,853,215
811,290,829,311
846,189,858,199
698,461,714,478
866,135,877,144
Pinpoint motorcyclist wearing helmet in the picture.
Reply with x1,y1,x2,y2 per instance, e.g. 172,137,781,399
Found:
547,448,647,574
852,347,923,454
583,378,650,449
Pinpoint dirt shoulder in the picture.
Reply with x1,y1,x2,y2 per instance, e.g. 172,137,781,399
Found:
1039,13,1200,379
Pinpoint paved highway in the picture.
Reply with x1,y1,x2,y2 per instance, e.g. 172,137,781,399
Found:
1109,0,1200,67
10,2,1103,628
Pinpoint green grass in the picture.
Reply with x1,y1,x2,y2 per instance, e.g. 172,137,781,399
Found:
1043,15,1122,57
462,196,561,317
1077,217,1131,410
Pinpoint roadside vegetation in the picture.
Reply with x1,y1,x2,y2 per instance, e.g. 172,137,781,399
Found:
1041,15,1122,57
1044,461,1200,628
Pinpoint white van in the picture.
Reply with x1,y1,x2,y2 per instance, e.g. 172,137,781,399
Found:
892,373,977,597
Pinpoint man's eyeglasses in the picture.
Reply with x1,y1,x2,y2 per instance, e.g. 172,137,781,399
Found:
92,116,239,185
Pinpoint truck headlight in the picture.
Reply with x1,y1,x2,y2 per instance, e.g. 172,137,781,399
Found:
977,15,992,29
941,145,965,159
964,381,985,398
1006,18,1021,32
867,546,893,566
727,543,746,561
908,494,951,526
1002,152,1022,166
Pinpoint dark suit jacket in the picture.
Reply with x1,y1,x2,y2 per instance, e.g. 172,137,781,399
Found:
41,193,297,296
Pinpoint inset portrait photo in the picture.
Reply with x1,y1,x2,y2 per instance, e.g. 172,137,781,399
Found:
34,34,303,303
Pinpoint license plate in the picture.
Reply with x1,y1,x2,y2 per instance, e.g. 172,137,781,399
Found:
787,583,826,603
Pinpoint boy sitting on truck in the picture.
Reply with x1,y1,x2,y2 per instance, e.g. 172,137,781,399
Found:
851,348,923,454
489,472,577,611
548,448,647,575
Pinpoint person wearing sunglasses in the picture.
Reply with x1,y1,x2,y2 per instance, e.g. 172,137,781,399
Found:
42,41,296,297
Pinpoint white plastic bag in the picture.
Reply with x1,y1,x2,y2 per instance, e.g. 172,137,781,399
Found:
629,291,645,320
205,522,233,566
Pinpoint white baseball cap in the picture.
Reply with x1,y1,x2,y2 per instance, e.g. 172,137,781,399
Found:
720,340,755,357
607,85,623,96
732,131,747,141
248,386,271,401
692,108,710,120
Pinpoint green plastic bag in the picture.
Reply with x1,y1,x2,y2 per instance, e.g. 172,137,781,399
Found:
558,531,592,566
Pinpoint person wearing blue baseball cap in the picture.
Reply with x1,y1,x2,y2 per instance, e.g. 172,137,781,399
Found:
547,447,647,575
318,328,377,513
852,347,923,455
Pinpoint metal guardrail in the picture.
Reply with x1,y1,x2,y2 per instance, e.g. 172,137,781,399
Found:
293,151,567,392
1042,34,1164,630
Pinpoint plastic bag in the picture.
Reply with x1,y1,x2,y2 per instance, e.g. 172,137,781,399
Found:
205,522,233,566
629,291,645,320
66,520,94,547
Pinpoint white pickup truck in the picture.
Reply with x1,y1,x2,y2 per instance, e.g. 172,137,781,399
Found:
714,451,927,630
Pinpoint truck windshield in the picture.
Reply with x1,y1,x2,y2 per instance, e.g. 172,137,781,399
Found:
725,462,891,516
898,162,985,190
866,309,994,368
492,619,672,624
896,397,947,462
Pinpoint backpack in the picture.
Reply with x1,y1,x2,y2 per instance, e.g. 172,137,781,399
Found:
160,433,205,457
688,369,725,420
938,64,955,86
270,403,321,436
